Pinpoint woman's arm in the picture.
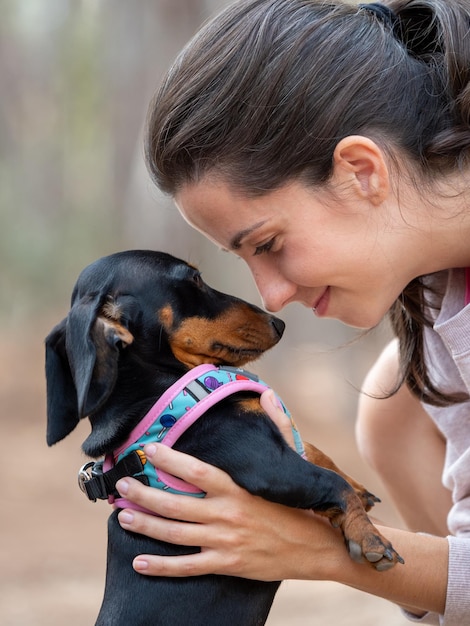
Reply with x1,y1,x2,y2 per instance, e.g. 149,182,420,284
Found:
116,441,448,616
357,339,452,537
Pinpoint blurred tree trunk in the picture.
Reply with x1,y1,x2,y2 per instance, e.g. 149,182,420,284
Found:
100,0,217,252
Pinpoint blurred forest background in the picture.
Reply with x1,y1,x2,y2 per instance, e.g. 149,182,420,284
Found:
1,1,408,624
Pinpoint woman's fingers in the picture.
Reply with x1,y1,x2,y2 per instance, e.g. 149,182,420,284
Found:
115,444,245,537
116,444,237,523
132,550,228,578
117,499,212,546
115,468,255,577
145,443,237,494
121,498,330,580
260,389,296,449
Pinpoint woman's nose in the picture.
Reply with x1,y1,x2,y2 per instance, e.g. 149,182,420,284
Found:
250,265,296,313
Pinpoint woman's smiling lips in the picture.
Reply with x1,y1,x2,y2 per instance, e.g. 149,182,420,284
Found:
312,287,330,317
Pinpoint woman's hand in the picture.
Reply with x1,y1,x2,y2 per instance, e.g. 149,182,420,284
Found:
116,442,340,581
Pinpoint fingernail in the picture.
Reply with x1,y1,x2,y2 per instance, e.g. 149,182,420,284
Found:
116,478,129,495
267,389,281,409
144,443,157,457
119,510,134,525
134,558,149,571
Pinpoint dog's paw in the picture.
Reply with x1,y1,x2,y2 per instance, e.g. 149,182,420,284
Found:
327,497,405,571
346,527,404,571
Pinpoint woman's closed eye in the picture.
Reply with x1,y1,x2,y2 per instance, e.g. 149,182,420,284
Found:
254,238,276,256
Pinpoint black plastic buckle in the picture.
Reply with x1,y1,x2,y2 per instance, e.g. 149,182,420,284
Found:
78,460,107,502
77,452,149,503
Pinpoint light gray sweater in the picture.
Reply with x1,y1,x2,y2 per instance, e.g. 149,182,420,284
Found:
403,268,470,625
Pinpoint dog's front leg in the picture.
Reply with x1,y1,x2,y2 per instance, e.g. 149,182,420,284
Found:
302,441,380,511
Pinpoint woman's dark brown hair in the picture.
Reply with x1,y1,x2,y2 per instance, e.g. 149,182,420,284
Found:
145,0,470,406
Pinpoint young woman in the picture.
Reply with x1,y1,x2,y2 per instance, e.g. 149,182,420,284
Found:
115,1,470,622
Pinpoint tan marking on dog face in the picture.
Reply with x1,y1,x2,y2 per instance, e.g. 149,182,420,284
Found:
160,304,278,369
159,305,174,328
95,316,134,347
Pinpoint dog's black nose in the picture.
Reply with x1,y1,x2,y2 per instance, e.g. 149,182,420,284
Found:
271,317,285,339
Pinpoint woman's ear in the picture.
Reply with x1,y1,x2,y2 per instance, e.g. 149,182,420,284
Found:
331,136,390,205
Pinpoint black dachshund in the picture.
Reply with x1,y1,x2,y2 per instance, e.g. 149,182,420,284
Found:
45,250,403,626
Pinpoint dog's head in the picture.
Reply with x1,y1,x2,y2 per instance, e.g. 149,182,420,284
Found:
45,250,285,451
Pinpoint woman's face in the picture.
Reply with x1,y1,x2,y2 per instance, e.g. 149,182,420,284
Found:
175,178,415,329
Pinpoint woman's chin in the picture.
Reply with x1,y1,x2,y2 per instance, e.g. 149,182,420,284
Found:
332,306,388,330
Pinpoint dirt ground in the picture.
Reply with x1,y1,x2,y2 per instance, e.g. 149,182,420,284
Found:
1,319,410,625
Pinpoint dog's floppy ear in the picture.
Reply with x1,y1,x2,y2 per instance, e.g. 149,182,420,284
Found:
45,295,134,446
45,318,80,446
66,295,134,420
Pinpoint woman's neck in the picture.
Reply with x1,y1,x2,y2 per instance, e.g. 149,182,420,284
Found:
401,168,470,274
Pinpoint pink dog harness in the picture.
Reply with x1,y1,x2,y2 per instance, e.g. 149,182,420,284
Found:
78,365,304,512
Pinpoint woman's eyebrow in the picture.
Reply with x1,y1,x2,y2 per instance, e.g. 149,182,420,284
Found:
229,220,268,250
